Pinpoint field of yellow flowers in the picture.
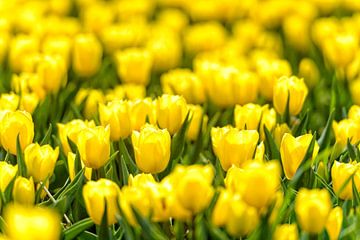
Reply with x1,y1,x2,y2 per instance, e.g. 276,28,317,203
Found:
1,0,360,239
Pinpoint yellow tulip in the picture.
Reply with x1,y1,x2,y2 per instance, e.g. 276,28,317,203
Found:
132,124,171,173
298,58,320,89
99,100,131,141
0,162,17,192
42,35,72,68
234,104,262,131
77,126,110,169
274,123,291,147
0,110,34,155
156,8,188,33
273,76,308,116
67,152,92,181
283,15,311,52
57,119,96,155
9,34,39,73
212,189,234,227
273,224,299,240
4,204,61,240
20,93,39,114
332,119,360,146
128,98,157,131
348,105,360,121
12,177,35,205
350,78,360,105
280,133,319,179
73,33,103,77
75,88,105,119
211,126,259,170
156,94,188,135
259,105,277,140
0,93,20,111
115,48,152,86
83,2,115,35
331,161,360,200
295,188,331,234
186,104,208,141
83,179,121,225
24,143,59,182
326,207,343,240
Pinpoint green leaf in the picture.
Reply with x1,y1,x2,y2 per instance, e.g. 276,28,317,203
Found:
194,214,207,240
120,155,129,186
347,139,356,161
174,220,184,240
205,220,230,240
118,139,138,174
281,90,291,124
76,231,97,240
263,125,280,160
0,216,7,233
16,135,27,177
40,123,52,145
293,110,309,136
98,201,113,240
314,172,336,199
3,175,16,204
171,111,191,160
64,218,94,240
318,110,335,150
352,177,360,208
214,159,224,187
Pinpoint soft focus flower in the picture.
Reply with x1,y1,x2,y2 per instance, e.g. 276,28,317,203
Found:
187,104,207,141
331,161,360,200
298,58,320,89
0,162,17,192
128,98,157,131
12,176,35,205
75,88,105,119
326,207,343,240
273,224,299,240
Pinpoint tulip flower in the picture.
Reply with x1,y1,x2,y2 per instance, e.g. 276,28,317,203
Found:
0,162,17,192
12,176,35,205
273,224,299,240
298,58,319,89
75,88,105,119
186,104,208,141
128,98,157,131
234,103,263,131
326,207,343,240
67,152,92,181
331,161,360,200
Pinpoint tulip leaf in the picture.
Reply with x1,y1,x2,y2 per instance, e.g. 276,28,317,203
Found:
330,75,339,119
174,220,184,240
281,90,291,124
352,177,360,208
318,110,335,150
98,201,113,240
116,210,135,240
118,139,138,174
347,139,357,161
205,220,230,240
40,123,52,145
64,218,94,240
214,159,225,187
293,110,309,136
75,231,97,240
314,172,337,199
16,134,27,177
131,206,168,240
120,155,130,186
263,126,280,160
2,175,16,204
194,214,207,240
188,112,205,164
171,111,191,160
67,137,78,155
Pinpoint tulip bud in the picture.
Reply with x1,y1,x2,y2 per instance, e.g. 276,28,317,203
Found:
273,76,308,116
115,48,152,86
280,133,319,179
332,119,360,147
132,124,171,173
0,110,34,155
331,161,360,200
83,179,121,225
42,36,72,68
24,143,59,183
156,94,188,135
0,93,20,111
99,100,131,141
77,126,110,169
57,119,96,155
128,98,157,131
67,152,92,181
273,224,299,240
0,162,17,192
75,88,105,119
211,126,259,171
4,204,61,240
283,15,311,52
295,188,331,234
234,103,262,130
348,105,360,121
273,123,291,147
83,3,115,35
326,207,343,240
20,93,39,114
298,58,320,89
12,177,35,205
73,33,103,77
161,69,206,104
259,105,277,140
156,9,189,33
187,104,208,141
9,35,39,73
225,161,281,209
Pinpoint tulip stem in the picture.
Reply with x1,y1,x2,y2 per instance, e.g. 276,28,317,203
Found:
42,185,72,225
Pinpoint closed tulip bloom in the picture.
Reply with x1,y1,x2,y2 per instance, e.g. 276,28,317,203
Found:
20,93,39,114
280,133,319,179
132,124,171,173
298,58,319,89
73,33,103,77
0,93,20,111
115,48,152,86
234,103,262,130
0,162,17,192
4,204,61,240
75,88,105,119
350,78,360,105
259,105,277,140
161,69,206,104
211,126,259,171
99,100,131,141
332,119,360,146
186,104,208,141
12,177,35,205
212,189,234,227
67,152,92,181
274,123,291,147
83,179,121,225
225,161,281,209
331,161,360,200
326,207,343,240
273,76,308,116
57,119,96,155
9,35,39,73
273,224,299,240
0,110,34,155
128,98,157,131
295,188,331,234
156,94,188,135
24,143,59,182
348,105,360,121
42,36,72,68
77,126,110,169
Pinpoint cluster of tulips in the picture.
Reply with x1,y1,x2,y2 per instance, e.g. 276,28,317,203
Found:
2,0,360,240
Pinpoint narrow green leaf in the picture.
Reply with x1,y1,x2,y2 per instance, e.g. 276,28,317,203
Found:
118,139,138,174
64,218,94,240
318,110,335,150
293,110,309,136
352,177,360,208
347,139,356,161
76,231,97,240
120,155,129,186
3,175,16,204
98,201,113,240
194,214,207,240
40,123,52,145
171,111,191,160
174,220,184,240
205,220,230,240
16,135,27,177
263,126,280,160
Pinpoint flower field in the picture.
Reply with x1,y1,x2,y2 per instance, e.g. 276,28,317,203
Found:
1,0,360,239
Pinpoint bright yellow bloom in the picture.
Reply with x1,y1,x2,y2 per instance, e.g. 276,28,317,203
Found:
128,98,157,131
0,110,34,155
75,88,105,119
211,126,259,170
77,126,110,169
0,162,17,192
20,93,39,114
0,93,20,111
83,2,115,35
115,48,152,86
12,176,35,205
24,143,59,182
9,34,39,73
273,76,308,116
156,94,188,135
298,58,320,89
295,188,331,234
42,35,72,67
67,152,92,181
326,207,343,240
83,179,121,225
348,105,360,121
280,133,319,179
156,8,188,33
0,34,9,65
332,119,360,146
350,78,360,105
274,123,291,147
273,224,299,240
283,15,311,52
4,204,61,240
99,100,131,141
105,84,146,102
186,104,208,141
132,124,171,173
73,33,103,77
331,161,360,200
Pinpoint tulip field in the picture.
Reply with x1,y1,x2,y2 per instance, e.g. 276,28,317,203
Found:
2,0,360,240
